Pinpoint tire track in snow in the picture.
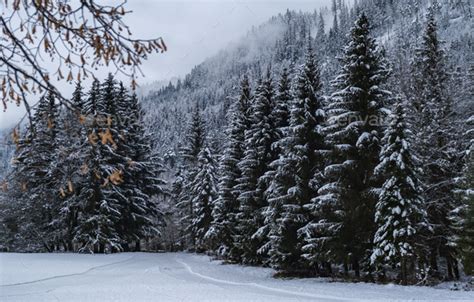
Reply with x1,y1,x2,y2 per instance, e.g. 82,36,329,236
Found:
174,256,353,302
0,255,137,287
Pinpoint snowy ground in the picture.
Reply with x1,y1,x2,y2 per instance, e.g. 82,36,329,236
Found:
1,253,473,302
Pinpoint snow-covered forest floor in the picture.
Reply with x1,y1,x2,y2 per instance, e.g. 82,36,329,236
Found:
1,253,472,302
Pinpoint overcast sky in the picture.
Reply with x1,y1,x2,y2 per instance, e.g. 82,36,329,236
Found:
1,0,333,129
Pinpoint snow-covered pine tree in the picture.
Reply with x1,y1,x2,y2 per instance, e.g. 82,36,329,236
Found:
7,93,60,251
272,68,292,134
190,147,218,251
263,47,326,275
452,114,474,275
112,84,143,251
206,75,252,259
317,13,391,277
258,67,292,262
370,101,428,285
410,9,463,280
74,78,122,253
328,0,341,56
182,105,206,166
170,169,187,249
36,93,64,250
456,151,474,275
50,81,87,251
315,11,326,51
116,90,166,251
234,70,277,265
2,130,35,251
176,105,207,250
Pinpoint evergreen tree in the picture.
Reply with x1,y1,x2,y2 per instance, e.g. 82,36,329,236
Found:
234,71,277,265
263,48,326,274
74,78,122,253
316,11,326,49
50,82,87,251
8,93,60,251
317,13,391,277
411,9,462,280
328,6,341,54
176,106,206,250
116,91,165,251
370,102,428,285
206,75,252,259
190,147,218,251
183,105,206,166
452,115,474,275
456,153,474,275
257,68,292,260
171,169,187,249
272,68,292,133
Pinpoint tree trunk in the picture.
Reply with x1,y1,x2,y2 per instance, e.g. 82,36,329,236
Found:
401,258,407,285
429,248,439,279
453,259,460,280
343,261,349,277
122,243,130,252
447,256,454,280
353,257,360,278
135,240,141,252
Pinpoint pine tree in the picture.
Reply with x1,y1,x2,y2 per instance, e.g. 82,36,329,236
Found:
35,93,63,250
116,91,165,251
411,9,462,280
370,102,428,285
176,106,206,250
316,11,326,49
51,81,87,251
183,105,206,166
317,13,391,277
190,147,218,251
263,49,326,274
234,71,277,265
171,169,187,249
452,115,474,275
272,68,291,133
3,131,34,251
258,68,291,260
456,153,474,275
8,93,60,251
74,78,122,253
328,5,341,55
206,75,252,259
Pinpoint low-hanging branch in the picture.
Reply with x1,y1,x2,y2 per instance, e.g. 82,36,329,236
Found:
0,0,167,113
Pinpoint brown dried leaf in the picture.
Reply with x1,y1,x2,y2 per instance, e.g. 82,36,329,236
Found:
67,180,74,193
1,181,7,192
109,170,123,185
59,187,66,198
80,163,89,175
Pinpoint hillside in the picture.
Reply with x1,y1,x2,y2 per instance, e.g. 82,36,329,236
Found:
141,0,473,162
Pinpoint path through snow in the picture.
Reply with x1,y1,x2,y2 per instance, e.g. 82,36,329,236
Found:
0,252,472,301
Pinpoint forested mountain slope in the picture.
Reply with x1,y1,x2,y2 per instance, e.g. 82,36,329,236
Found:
141,0,472,163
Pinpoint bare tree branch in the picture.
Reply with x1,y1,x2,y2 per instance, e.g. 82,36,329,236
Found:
1,0,166,117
